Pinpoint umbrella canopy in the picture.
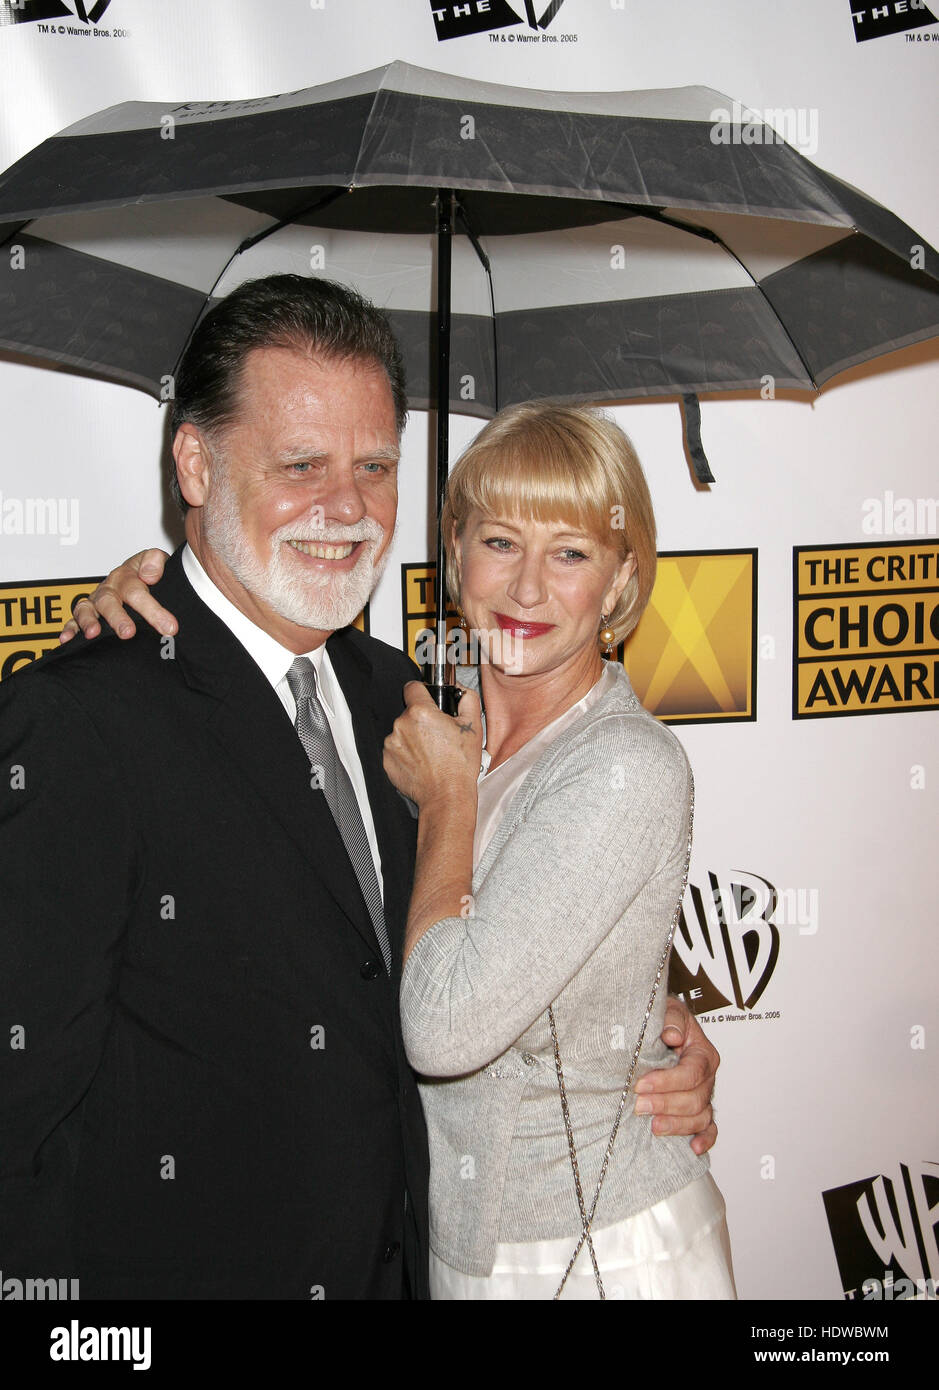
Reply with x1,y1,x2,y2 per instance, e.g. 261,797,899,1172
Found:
2,61,937,698
1,60,937,419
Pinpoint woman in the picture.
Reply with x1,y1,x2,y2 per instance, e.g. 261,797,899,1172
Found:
380,403,735,1299
63,403,734,1300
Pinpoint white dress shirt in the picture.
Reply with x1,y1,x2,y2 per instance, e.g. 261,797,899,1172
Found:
181,544,383,897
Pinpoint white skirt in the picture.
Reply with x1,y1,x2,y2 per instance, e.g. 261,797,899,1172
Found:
430,1172,737,1300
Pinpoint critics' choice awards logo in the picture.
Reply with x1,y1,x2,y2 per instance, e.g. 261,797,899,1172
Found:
401,550,757,725
0,578,101,680
823,1161,939,1300
401,563,460,667
850,1,938,43
0,0,112,24
0,578,367,681
793,541,939,719
429,0,567,42
623,551,756,724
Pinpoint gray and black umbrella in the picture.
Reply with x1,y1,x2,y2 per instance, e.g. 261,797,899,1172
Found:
1,61,937,691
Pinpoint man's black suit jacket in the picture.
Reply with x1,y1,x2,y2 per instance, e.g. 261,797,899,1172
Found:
0,550,430,1299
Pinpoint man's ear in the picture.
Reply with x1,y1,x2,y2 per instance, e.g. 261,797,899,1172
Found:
172,425,212,508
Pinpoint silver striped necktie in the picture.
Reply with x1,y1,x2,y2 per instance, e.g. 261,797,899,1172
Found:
286,656,391,974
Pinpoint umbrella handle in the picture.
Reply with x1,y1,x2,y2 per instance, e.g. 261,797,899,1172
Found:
426,682,463,717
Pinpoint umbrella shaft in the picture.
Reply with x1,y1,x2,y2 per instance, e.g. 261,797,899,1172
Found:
435,189,454,684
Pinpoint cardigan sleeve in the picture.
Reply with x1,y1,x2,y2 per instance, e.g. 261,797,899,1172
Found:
399,710,691,1077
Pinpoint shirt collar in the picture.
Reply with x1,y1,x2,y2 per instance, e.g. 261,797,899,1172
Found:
181,543,330,701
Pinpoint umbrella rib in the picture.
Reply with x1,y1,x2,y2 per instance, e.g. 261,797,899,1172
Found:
169,186,354,387
233,186,353,257
642,205,820,391
455,197,500,412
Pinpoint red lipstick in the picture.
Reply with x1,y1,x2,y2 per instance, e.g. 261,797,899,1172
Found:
494,612,556,638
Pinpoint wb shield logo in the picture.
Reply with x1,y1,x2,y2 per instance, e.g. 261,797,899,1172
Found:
823,1162,939,1299
0,0,112,24
431,1,566,42
669,871,792,1012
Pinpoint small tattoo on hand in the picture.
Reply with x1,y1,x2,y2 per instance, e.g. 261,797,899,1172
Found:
457,720,475,735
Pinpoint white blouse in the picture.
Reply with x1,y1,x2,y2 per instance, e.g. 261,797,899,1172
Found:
473,662,617,870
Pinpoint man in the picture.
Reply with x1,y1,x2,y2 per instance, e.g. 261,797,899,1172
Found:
1,275,716,1300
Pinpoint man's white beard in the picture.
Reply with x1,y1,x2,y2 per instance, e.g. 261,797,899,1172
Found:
203,465,390,632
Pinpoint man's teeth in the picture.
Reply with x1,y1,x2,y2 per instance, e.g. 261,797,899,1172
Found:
287,539,356,560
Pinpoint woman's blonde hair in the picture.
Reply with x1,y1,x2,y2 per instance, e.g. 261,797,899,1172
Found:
441,402,656,643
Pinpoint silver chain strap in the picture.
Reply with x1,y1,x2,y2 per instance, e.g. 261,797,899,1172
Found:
547,1003,604,1292
548,775,695,1300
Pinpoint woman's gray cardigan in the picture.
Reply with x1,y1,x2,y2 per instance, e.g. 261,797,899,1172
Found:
400,664,709,1277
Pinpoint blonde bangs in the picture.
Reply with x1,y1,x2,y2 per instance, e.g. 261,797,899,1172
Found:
455,433,615,546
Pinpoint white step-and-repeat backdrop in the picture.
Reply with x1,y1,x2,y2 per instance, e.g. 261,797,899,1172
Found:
1,0,936,1303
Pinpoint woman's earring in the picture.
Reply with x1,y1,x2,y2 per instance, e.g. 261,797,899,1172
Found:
599,614,616,656
456,604,468,632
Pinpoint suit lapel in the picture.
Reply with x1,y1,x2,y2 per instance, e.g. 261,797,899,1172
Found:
158,552,383,958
